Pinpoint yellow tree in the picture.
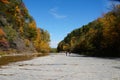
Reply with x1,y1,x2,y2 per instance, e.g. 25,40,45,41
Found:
99,13,118,49
29,21,37,29
19,27,24,35
34,28,41,52
63,44,70,51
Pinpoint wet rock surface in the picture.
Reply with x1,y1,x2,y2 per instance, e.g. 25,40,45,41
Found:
0,53,120,80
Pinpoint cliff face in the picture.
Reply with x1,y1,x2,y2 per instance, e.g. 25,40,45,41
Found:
0,0,50,54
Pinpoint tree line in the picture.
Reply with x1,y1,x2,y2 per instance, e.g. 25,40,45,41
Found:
57,4,120,57
0,0,50,54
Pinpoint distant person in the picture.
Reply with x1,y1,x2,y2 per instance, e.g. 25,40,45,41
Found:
69,51,71,56
65,51,68,56
65,51,71,56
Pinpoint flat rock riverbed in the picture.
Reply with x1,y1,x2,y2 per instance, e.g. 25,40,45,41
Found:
0,53,120,80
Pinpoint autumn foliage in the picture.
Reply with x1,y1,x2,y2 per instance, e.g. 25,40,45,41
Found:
0,0,50,54
57,4,120,57
0,28,5,37
34,28,50,53
0,28,9,49
0,0,9,4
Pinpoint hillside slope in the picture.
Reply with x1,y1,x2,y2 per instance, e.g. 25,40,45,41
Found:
0,0,50,54
57,4,120,57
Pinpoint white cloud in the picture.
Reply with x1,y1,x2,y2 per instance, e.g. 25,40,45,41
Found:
49,7,67,19
50,7,58,12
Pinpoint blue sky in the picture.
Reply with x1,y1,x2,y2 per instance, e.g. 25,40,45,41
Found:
23,0,110,48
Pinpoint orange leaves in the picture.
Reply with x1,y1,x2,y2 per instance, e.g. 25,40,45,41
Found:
0,0,9,4
34,28,42,52
36,28,41,41
35,41,50,53
0,37,9,48
97,9,120,49
34,28,50,53
14,6,21,17
70,37,76,47
0,28,5,38
34,29,41,46
34,29,41,51
0,28,9,48
88,28,97,35
0,0,50,53
19,27,24,34
29,21,37,29
63,44,70,51
15,6,20,13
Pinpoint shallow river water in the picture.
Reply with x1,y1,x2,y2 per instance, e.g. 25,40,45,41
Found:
0,53,120,80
